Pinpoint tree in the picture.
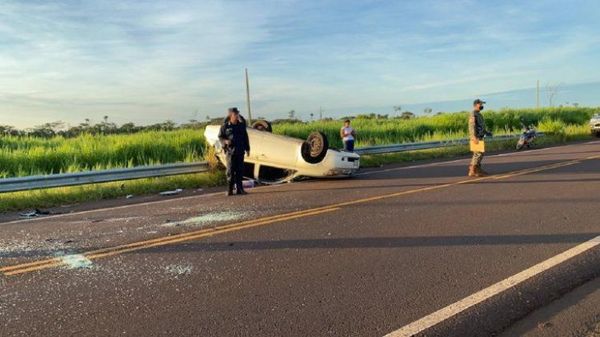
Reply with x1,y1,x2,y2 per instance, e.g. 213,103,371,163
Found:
29,121,65,138
288,110,296,119
393,105,402,114
0,124,21,136
356,113,376,119
98,116,117,134
545,83,563,107
400,111,415,120
119,122,138,134
424,107,433,114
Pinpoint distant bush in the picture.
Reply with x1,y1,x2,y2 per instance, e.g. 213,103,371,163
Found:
537,119,566,135
0,106,596,178
274,107,598,148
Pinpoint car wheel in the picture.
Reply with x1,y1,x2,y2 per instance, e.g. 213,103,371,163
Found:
301,131,329,164
251,120,272,132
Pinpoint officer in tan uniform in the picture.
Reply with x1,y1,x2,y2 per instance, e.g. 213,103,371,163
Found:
468,99,491,177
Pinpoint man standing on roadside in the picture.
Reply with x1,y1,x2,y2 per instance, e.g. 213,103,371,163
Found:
468,99,491,177
219,107,250,196
340,119,356,152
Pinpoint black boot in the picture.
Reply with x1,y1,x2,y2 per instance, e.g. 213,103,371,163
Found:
226,182,234,196
235,176,246,195
236,184,247,195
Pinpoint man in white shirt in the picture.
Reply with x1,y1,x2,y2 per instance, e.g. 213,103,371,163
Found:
340,119,356,152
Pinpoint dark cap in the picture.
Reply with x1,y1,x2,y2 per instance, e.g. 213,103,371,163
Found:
228,107,240,114
473,99,486,105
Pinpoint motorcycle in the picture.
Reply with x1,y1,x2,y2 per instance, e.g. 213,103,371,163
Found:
516,125,537,150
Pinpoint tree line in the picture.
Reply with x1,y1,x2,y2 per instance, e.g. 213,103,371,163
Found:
0,116,227,138
0,108,427,138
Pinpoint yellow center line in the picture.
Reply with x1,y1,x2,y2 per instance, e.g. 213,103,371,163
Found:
2,155,598,277
4,207,340,276
492,160,581,180
0,207,341,273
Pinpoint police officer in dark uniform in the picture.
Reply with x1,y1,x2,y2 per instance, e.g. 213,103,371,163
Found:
219,107,250,196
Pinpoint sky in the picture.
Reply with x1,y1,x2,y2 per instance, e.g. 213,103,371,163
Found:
1,0,599,128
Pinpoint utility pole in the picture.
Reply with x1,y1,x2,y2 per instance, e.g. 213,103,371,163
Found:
536,80,540,109
245,68,253,124
319,106,323,120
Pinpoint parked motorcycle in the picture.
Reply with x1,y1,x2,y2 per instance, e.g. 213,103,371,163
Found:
516,125,537,150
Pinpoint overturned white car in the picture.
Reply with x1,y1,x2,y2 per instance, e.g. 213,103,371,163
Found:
590,113,600,137
204,120,360,183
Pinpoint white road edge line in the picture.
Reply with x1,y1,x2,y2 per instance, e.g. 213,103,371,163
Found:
383,234,600,337
3,140,599,226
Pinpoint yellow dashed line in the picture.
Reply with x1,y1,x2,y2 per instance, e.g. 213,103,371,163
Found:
2,155,597,276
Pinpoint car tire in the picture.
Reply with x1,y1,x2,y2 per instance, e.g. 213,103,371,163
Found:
251,120,272,132
301,131,329,164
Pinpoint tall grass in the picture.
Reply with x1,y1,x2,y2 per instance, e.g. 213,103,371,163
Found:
0,107,596,179
0,106,596,212
0,129,205,178
275,106,598,148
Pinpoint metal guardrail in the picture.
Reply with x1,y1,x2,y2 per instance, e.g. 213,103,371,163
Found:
0,133,540,193
0,162,209,193
354,133,540,155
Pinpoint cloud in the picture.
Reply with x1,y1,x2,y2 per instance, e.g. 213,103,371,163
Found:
0,0,282,125
0,0,599,127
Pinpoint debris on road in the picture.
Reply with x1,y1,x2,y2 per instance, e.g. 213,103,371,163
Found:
165,264,193,278
161,211,245,228
159,188,183,196
61,254,93,269
126,194,134,199
19,209,51,218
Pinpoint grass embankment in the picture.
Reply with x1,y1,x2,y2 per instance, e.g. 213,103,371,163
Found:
0,107,596,212
0,129,205,177
0,171,225,213
0,129,219,212
359,124,591,167
275,106,595,148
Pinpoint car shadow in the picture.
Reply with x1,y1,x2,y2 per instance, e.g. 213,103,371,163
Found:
2,232,597,260
144,233,599,254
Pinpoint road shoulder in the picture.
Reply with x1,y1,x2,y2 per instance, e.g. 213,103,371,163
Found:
499,277,600,337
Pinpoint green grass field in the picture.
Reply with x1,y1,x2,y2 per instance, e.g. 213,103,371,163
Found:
0,106,597,212
275,106,597,148
0,129,206,178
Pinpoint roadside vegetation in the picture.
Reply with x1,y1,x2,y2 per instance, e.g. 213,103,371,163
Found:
0,129,205,178
0,106,596,212
275,106,596,148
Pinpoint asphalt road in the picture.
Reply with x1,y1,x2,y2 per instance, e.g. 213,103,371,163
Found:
499,276,600,337
1,141,600,337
